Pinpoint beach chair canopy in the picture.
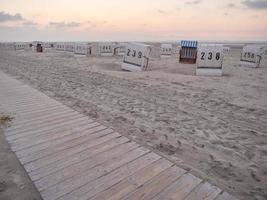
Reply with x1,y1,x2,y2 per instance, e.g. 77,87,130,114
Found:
243,45,266,54
181,40,198,48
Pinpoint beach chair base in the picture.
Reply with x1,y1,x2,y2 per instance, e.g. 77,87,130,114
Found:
196,68,223,76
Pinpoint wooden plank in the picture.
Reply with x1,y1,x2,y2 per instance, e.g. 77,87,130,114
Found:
35,141,139,191
6,111,82,136
1,93,52,101
0,83,32,89
8,106,75,127
3,103,57,112
10,104,69,120
215,192,239,200
3,95,54,103
5,104,66,122
152,173,202,200
0,87,44,95
28,136,129,181
0,88,42,94
78,156,171,200
7,116,91,142
5,101,60,112
90,158,174,200
120,166,185,200
6,112,83,137
7,118,92,150
0,92,41,99
8,120,98,145
0,85,29,89
4,99,58,108
24,132,122,172
7,120,92,150
7,108,75,130
7,109,76,132
15,123,104,158
9,103,66,116
8,104,70,122
0,86,42,94
42,150,156,200
0,85,30,91
0,90,43,97
5,99,59,108
19,124,107,164
184,182,222,200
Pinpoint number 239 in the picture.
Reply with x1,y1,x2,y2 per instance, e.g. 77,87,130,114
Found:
127,49,142,58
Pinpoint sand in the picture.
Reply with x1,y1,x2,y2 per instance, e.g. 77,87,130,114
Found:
0,114,42,200
0,47,266,200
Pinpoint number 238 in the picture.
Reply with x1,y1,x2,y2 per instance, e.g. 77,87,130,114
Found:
127,49,142,58
201,52,220,60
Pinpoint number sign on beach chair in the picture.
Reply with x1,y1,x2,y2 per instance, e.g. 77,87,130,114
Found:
0,42,15,50
42,42,54,52
99,42,114,56
161,44,172,58
121,43,151,72
196,44,224,76
65,42,75,52
15,42,26,51
56,43,65,51
240,45,267,68
180,40,198,64
223,47,230,55
74,43,88,56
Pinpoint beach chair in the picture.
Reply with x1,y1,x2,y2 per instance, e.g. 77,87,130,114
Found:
121,43,151,72
180,40,198,64
196,44,224,76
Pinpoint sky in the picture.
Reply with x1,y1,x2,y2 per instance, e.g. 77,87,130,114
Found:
0,0,267,42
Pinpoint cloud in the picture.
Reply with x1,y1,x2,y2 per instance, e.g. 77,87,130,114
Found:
157,9,167,14
83,20,109,30
23,21,38,26
49,21,81,28
66,22,81,27
140,23,148,27
99,20,108,25
0,11,38,27
227,3,236,8
242,0,267,9
186,0,202,5
0,11,24,22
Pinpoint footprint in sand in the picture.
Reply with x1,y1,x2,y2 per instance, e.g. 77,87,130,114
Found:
248,167,261,182
0,180,6,192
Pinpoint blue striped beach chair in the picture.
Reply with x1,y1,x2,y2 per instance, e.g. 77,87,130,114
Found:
180,40,198,64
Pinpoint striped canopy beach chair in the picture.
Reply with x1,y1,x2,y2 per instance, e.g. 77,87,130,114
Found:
180,40,198,64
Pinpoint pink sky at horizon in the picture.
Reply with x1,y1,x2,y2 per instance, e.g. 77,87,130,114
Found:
0,0,266,41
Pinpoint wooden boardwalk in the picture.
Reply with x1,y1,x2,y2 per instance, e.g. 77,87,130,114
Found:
0,71,238,200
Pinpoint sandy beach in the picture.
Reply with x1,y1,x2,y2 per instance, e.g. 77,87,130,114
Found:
0,46,266,200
